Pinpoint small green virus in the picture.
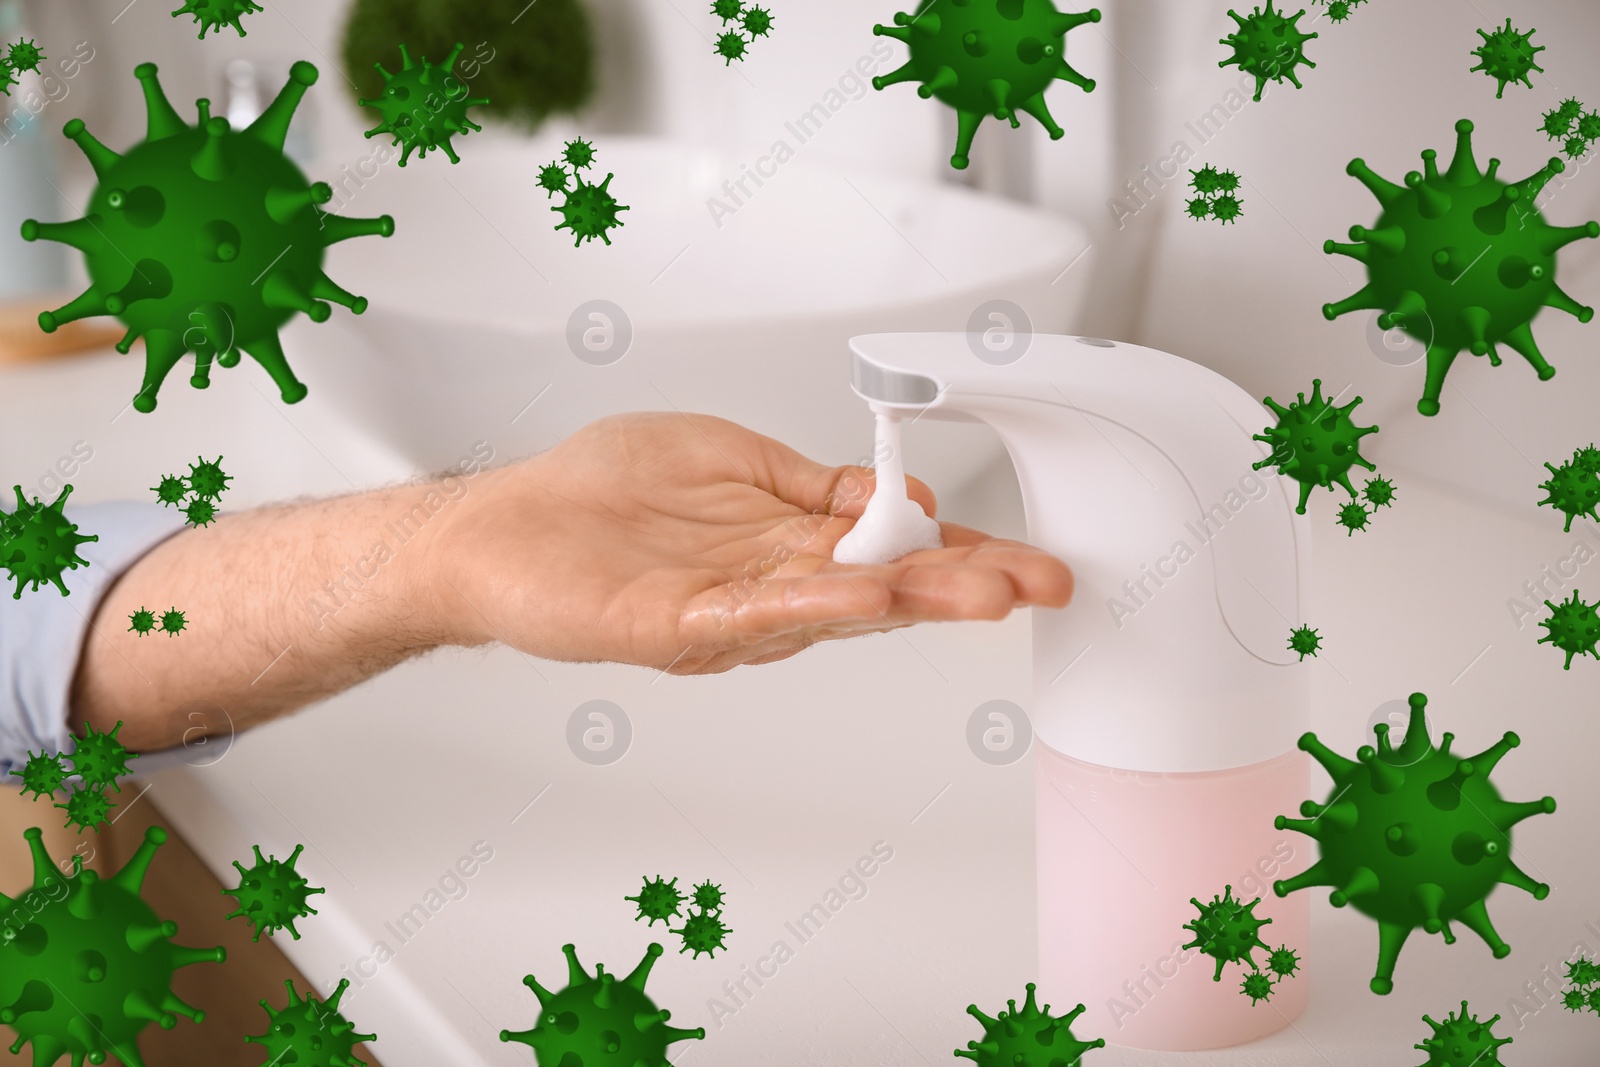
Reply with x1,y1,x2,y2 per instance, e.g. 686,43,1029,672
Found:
1,484,99,598
1191,166,1223,193
1537,458,1600,532
1324,120,1599,417
742,6,775,36
714,31,749,64
1240,970,1275,1005
710,0,775,64
1336,500,1371,535
0,826,226,1065
1186,197,1213,220
1415,1002,1512,1066
184,497,218,528
225,844,326,941
542,141,629,247
248,978,376,1067
359,43,490,166
130,607,158,634
1220,2,1318,103
500,943,705,1063
1566,955,1600,988
9,749,69,800
1470,18,1544,99
1538,589,1600,670
1363,475,1397,508
1252,379,1379,513
6,38,45,73
1189,167,1245,224
56,783,116,833
1573,445,1600,474
1580,112,1600,142
152,474,188,506
1564,134,1592,161
1275,692,1555,995
537,162,571,197
1212,193,1243,223
186,455,233,500
1541,107,1574,140
1325,0,1352,22
70,719,139,790
24,62,395,412
1287,624,1321,660
691,879,725,912
1182,885,1273,980
672,908,731,959
1564,988,1589,1012
1556,98,1585,124
873,0,1101,170
0,61,16,97
1267,944,1300,979
172,0,264,39
711,0,743,18
626,875,686,926
954,983,1103,1066
1214,169,1240,192
160,607,189,635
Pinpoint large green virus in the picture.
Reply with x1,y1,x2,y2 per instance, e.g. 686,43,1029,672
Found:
1415,1002,1513,1066
22,62,394,413
871,0,1102,171
1324,120,1599,416
1252,379,1379,513
224,844,325,941
1220,2,1317,103
9,750,68,800
1538,589,1600,670
626,875,685,926
1470,19,1543,99
1181,885,1273,981
71,719,140,791
1274,692,1556,995
172,0,264,39
500,943,704,1065
0,826,226,1067
1,485,99,598
541,140,629,246
954,983,1103,1066
358,43,490,166
1537,458,1600,532
186,455,233,499
247,978,375,1067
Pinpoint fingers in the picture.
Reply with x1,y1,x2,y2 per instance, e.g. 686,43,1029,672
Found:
744,425,940,520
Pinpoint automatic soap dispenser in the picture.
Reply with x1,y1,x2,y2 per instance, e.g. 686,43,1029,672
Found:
848,333,1313,1050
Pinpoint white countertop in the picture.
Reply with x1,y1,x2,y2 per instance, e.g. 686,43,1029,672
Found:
4,340,1598,1066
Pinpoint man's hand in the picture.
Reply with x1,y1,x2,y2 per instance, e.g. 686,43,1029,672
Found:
428,413,1073,673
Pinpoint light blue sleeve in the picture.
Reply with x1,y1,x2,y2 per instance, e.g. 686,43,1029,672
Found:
0,502,187,779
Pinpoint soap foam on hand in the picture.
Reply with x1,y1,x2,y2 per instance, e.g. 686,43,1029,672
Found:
832,413,944,565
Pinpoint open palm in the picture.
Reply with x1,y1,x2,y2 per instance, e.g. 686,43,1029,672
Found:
431,412,1073,673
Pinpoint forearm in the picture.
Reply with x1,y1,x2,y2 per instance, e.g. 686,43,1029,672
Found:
71,479,472,752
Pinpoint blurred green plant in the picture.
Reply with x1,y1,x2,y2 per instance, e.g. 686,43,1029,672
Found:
341,0,594,130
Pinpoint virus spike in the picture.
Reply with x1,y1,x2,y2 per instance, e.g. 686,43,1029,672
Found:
1328,865,1380,907
240,333,310,405
1444,119,1481,184
311,273,369,314
262,270,331,322
1455,898,1511,958
132,330,188,412
1512,156,1567,202
35,285,109,333
1015,92,1064,140
1321,284,1387,321
1417,343,1461,416
18,217,104,255
62,118,122,179
1324,238,1371,264
1412,883,1446,933
1273,860,1336,896
1405,171,1452,219
1458,306,1492,354
265,181,332,224
1544,283,1595,322
622,941,664,990
132,63,188,142
1298,732,1358,779
1500,323,1555,382
1496,858,1550,899
1353,223,1405,256
189,116,234,181
1346,158,1405,207
321,213,397,245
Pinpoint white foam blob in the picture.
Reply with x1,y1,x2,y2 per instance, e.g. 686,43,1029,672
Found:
832,412,944,565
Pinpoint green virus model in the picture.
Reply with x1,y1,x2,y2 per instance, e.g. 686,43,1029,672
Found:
130,607,159,634
23,62,394,413
1186,197,1213,220
56,784,116,833
0,826,225,1067
743,6,775,37
1538,589,1600,670
714,29,749,64
1182,885,1273,981
1,485,99,598
9,750,68,800
1574,445,1600,475
172,0,264,39
692,879,725,912
358,43,490,166
1564,134,1591,162
1324,119,1599,417
152,474,188,506
1470,19,1543,99
539,140,629,247
1212,193,1243,224
499,942,705,1065
71,719,139,790
1537,457,1600,532
1287,624,1321,660
159,608,189,635
1253,379,1379,514
224,844,325,941
184,497,218,528
1560,955,1600,1018
1336,500,1372,535
1267,944,1300,979
1191,166,1223,193
1363,475,1397,508
1188,167,1243,224
672,908,731,959
1325,0,1352,22
0,61,16,97
954,983,1103,1065
1240,971,1274,1005
710,1,775,65
247,978,375,1067
872,0,1102,171
626,875,685,926
6,38,45,73
186,455,233,499
1274,692,1556,995
1414,1002,1513,1066
1220,2,1318,103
